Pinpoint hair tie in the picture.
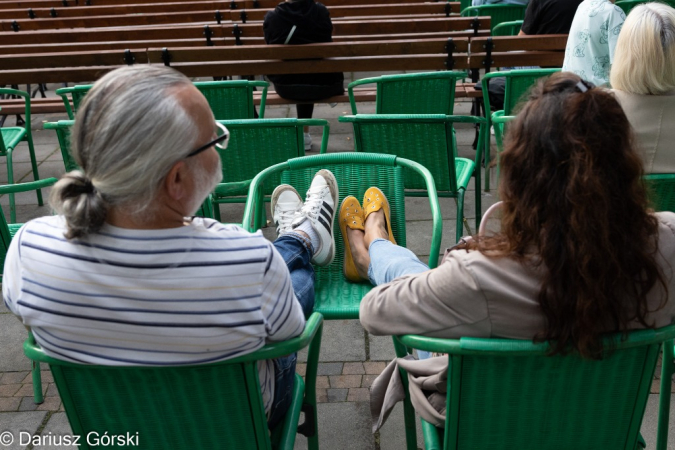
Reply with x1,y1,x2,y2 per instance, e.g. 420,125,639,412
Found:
576,81,589,93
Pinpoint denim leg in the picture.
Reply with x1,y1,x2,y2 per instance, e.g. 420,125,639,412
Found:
273,233,316,317
367,239,432,359
267,353,298,430
267,233,315,428
367,238,429,286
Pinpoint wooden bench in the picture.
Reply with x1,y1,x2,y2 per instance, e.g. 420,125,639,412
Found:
468,34,567,72
0,1,460,20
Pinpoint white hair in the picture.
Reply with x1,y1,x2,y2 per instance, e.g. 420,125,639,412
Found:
610,2,675,95
50,65,200,238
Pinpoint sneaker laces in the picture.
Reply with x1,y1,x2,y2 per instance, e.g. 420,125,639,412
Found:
300,185,329,222
276,207,300,235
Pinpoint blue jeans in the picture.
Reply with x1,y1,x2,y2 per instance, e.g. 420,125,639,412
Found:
367,238,432,359
267,233,315,430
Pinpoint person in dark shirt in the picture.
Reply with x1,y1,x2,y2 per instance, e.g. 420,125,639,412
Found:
519,0,584,35
263,0,344,150
485,0,583,111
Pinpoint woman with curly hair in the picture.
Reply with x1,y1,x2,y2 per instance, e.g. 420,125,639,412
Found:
348,71,675,359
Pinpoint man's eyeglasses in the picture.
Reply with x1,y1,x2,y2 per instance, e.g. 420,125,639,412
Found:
186,122,229,158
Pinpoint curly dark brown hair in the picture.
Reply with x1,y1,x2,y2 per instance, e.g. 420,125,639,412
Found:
473,72,667,359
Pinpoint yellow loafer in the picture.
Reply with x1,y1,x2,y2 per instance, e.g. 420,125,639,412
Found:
339,196,367,282
363,187,396,246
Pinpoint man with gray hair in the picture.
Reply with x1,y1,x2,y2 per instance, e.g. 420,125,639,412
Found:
2,65,338,429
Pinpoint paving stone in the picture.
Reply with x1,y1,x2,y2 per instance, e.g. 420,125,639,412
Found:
35,412,78,450
316,389,328,403
363,361,387,375
45,384,59,398
0,384,21,397
317,363,343,376
0,397,20,412
362,375,378,389
326,388,348,402
347,388,370,402
294,402,376,450
377,402,424,450
18,397,38,412
14,383,46,398
0,315,31,372
641,393,675,450
315,376,330,389
0,371,30,384
315,321,366,363
329,375,362,389
36,397,61,412
368,333,397,362
0,410,47,449
342,362,365,375
40,371,54,383
295,363,306,376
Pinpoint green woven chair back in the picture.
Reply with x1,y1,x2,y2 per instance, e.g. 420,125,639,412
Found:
460,4,528,32
615,0,675,14
218,119,307,197
56,85,92,120
43,120,78,172
345,115,458,192
397,324,675,450
502,68,561,115
243,153,442,319
645,173,675,212
194,80,269,120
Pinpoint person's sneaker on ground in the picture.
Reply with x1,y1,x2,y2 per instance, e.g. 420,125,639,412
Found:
271,185,303,236
304,132,312,151
292,169,339,266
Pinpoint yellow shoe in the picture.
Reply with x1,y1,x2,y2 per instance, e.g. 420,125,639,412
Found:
339,196,367,282
363,187,396,246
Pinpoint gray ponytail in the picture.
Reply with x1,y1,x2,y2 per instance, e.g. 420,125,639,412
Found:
49,66,200,239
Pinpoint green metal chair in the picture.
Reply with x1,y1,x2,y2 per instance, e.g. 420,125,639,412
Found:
43,120,77,172
211,118,329,222
57,80,269,120
460,4,527,32
394,324,675,450
0,178,59,405
242,152,443,320
0,88,44,223
347,71,469,115
24,313,324,450
492,19,523,36
339,114,485,241
482,68,561,189
645,173,675,213
56,85,92,120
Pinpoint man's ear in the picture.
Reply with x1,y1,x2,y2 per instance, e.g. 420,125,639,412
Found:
164,160,189,201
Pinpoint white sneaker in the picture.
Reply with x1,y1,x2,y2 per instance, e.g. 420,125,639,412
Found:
271,185,303,236
292,169,339,266
304,132,312,151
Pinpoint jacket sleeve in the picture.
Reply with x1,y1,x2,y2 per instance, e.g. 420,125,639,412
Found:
359,251,490,337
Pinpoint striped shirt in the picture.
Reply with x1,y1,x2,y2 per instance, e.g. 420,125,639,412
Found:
2,216,305,413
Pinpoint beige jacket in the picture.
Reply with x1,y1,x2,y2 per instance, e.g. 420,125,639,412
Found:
613,90,675,174
362,212,675,430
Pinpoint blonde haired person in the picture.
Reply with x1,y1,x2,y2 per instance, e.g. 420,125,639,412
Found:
610,2,675,173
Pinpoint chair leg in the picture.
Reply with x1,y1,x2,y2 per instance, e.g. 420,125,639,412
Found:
456,190,465,243
7,149,16,223
32,361,43,404
494,125,504,186
657,341,674,450
26,134,43,206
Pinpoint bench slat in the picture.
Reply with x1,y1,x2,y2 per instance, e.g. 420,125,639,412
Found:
468,51,564,69
469,34,568,53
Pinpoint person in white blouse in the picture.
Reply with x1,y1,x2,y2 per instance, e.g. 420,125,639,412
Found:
610,2,675,173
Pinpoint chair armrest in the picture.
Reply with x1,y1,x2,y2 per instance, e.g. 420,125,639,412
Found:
0,178,58,195
347,77,379,114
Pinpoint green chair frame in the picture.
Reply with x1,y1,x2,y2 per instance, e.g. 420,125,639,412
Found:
347,71,469,115
24,313,324,450
339,114,485,241
211,118,329,222
56,80,269,120
460,4,528,32
242,152,443,320
492,19,523,36
0,88,44,223
43,120,77,172
482,68,561,189
0,178,59,405
394,324,675,450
